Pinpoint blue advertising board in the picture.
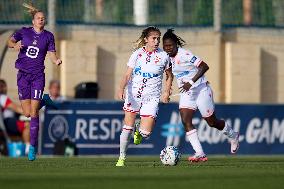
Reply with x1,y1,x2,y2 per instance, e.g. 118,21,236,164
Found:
42,100,284,155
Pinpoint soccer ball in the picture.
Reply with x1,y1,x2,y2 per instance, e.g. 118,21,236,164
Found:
160,146,181,166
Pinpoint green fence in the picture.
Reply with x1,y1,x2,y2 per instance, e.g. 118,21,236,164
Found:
0,0,283,27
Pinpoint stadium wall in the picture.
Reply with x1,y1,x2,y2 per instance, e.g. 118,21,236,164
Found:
1,26,284,103
42,101,284,155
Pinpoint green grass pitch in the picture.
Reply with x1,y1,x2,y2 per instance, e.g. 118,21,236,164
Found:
1,156,284,189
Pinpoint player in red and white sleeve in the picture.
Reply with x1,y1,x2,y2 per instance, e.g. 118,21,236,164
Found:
0,79,31,154
163,29,239,162
116,26,173,166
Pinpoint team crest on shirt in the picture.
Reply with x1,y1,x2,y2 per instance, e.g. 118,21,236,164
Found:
154,56,161,64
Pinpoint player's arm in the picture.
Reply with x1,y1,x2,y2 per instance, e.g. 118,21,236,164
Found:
47,51,62,66
162,68,174,103
117,66,133,100
192,61,209,82
7,37,23,51
180,61,209,92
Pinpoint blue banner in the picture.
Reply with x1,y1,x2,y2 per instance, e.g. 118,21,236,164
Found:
42,101,284,155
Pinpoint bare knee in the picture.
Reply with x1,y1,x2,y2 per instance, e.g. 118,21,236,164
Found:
22,106,31,117
206,119,217,127
30,110,39,118
123,112,136,127
180,109,195,132
23,110,31,118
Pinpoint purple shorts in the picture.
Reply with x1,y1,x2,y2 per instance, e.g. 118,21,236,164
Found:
17,70,45,100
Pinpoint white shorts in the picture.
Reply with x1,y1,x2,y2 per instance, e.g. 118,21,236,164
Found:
123,87,160,119
179,83,215,118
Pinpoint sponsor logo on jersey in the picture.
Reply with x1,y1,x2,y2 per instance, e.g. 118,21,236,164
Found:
134,66,159,78
26,46,39,59
175,71,190,78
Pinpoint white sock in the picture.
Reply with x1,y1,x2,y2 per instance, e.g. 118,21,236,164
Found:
119,125,133,159
186,129,204,155
222,122,237,139
139,128,151,139
25,143,30,155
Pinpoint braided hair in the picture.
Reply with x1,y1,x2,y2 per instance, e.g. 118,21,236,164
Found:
133,26,161,51
162,28,186,47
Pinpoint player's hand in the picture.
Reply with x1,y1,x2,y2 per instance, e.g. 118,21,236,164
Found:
179,81,191,93
161,91,171,103
13,42,23,51
55,59,62,66
117,88,125,100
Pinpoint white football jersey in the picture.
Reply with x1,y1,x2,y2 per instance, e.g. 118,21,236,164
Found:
171,48,207,89
0,94,11,108
127,47,171,97
0,94,15,118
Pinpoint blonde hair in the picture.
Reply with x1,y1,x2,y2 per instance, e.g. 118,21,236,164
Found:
133,26,161,51
22,2,42,19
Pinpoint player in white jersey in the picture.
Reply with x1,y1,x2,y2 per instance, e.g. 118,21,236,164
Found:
162,29,239,162
116,26,173,166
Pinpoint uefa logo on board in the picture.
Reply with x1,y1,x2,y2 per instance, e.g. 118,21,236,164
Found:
48,115,69,142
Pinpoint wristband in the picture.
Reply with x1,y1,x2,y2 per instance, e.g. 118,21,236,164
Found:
189,80,195,85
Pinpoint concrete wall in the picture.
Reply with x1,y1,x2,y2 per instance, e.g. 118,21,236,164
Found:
223,29,284,103
1,26,284,103
57,26,220,101
60,40,98,98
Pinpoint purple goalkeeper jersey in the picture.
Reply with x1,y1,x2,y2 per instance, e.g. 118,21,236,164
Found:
12,27,56,73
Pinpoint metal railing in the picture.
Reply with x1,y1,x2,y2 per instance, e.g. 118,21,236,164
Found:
0,0,283,29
